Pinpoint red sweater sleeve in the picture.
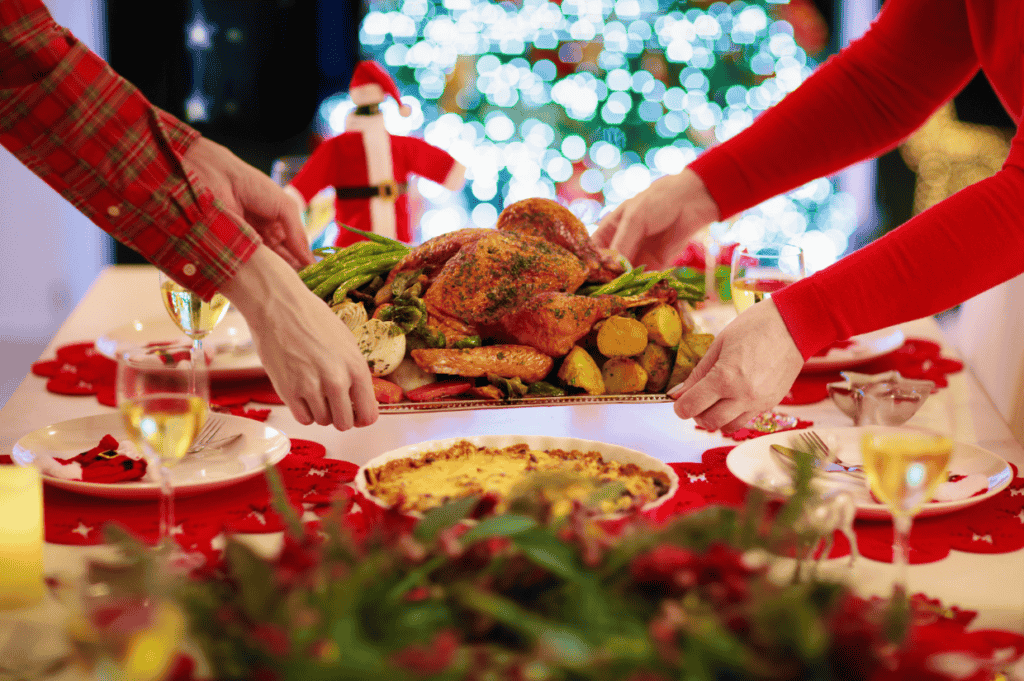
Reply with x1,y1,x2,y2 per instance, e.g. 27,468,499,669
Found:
689,0,978,219
685,0,1024,358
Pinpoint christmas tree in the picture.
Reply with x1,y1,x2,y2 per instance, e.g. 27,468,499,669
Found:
317,0,850,269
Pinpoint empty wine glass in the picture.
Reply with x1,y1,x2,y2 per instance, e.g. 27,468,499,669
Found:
861,429,952,608
116,344,210,569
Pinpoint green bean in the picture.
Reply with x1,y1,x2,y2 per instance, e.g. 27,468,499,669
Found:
587,265,646,296
300,241,403,284
313,251,406,300
339,223,407,248
331,273,377,305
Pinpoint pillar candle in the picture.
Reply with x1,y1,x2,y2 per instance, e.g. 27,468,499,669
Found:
0,465,45,609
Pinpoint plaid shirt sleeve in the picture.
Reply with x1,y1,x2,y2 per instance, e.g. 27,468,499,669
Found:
0,0,261,300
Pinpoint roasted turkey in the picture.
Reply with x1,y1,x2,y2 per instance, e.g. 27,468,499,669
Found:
423,229,588,326
496,197,626,283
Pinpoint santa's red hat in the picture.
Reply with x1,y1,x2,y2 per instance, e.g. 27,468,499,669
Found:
350,60,411,117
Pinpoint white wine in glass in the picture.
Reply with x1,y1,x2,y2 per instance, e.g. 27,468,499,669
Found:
861,430,952,604
159,275,230,342
117,344,210,568
730,244,806,315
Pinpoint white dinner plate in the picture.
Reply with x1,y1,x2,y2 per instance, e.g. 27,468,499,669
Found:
725,427,1013,519
12,413,290,499
801,328,906,373
95,308,265,380
356,434,679,518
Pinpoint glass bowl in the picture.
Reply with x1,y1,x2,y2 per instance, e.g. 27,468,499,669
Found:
826,370,935,426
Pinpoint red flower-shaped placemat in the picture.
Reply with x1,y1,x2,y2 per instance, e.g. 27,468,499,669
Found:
784,337,964,405
31,342,282,415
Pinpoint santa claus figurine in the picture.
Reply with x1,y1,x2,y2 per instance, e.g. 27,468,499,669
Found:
287,60,466,247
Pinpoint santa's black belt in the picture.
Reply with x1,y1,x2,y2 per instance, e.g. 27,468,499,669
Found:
335,181,407,201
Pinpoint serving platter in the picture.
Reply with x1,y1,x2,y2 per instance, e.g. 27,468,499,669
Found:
726,426,1013,519
378,392,675,413
355,434,679,516
12,413,290,499
95,308,265,380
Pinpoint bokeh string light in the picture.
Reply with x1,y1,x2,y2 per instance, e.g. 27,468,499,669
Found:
316,0,856,271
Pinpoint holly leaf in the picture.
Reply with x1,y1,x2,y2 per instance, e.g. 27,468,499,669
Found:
460,514,536,543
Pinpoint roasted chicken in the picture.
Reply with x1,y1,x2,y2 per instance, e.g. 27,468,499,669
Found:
497,197,626,283
411,345,554,383
423,230,588,326
382,227,491,290
498,290,673,357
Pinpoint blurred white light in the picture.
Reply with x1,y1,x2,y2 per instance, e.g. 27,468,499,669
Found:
798,230,839,273
653,146,687,174
590,141,621,169
607,68,632,91
185,92,209,122
472,180,498,201
187,15,214,49
580,168,606,193
546,155,573,182
421,206,467,237
562,135,587,160
472,203,498,227
615,0,641,18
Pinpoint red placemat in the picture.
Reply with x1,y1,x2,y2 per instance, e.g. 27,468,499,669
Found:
31,341,282,416
784,337,965,405
666,446,1024,564
0,438,354,566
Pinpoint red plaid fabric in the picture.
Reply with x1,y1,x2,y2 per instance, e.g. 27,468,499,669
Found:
0,0,261,300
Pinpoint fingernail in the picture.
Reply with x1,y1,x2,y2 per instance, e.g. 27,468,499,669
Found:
666,382,683,398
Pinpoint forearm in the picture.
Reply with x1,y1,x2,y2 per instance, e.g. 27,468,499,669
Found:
0,0,260,299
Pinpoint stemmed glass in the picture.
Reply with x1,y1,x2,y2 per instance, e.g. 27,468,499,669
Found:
157,271,230,381
729,243,806,431
729,243,806,315
860,430,952,608
116,344,210,568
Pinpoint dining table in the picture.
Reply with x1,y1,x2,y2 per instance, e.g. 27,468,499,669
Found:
3,264,1024,678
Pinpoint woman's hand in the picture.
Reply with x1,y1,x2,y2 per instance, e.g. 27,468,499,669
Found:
667,300,804,432
593,168,721,269
182,137,313,270
220,246,379,431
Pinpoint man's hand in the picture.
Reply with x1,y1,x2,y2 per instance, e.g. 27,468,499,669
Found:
593,168,721,269
183,137,314,270
667,300,804,432
221,246,379,430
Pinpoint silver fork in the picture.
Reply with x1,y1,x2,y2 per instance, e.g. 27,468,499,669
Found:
796,431,865,473
187,415,229,455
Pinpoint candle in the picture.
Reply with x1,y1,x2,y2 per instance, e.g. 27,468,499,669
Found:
0,465,45,609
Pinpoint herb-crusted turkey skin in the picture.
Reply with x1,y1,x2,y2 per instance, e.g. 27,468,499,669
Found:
423,230,588,325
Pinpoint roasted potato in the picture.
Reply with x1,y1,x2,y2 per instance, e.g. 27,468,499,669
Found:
596,315,648,358
637,342,673,393
640,304,683,348
667,332,715,388
558,345,605,395
601,357,648,394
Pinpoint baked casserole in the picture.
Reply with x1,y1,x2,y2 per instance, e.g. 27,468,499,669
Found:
363,438,672,514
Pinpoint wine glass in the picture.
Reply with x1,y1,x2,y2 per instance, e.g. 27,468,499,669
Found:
729,243,806,431
157,271,230,378
116,344,210,568
729,243,806,315
861,430,953,606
